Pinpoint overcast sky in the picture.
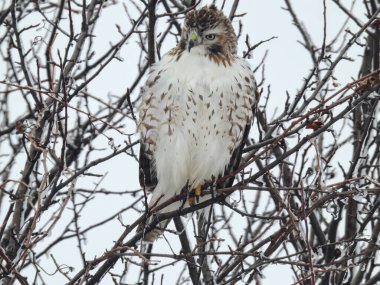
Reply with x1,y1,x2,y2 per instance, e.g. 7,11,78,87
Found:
0,0,370,284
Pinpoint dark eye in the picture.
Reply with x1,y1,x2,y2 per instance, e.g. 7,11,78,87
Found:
204,34,215,40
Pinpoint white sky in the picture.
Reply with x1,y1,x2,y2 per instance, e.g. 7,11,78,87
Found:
0,0,370,284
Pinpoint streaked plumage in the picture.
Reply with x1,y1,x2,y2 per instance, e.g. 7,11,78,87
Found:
138,5,259,241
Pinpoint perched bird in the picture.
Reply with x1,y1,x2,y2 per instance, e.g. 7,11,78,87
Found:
138,5,259,241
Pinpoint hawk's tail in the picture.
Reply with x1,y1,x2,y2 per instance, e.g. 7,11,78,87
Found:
136,187,212,242
138,218,171,242
137,197,183,242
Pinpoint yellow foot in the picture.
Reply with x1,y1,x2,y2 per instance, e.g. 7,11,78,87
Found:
188,196,195,206
188,185,202,206
195,185,202,203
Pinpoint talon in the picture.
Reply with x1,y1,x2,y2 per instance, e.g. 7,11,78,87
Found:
188,196,195,206
195,185,202,203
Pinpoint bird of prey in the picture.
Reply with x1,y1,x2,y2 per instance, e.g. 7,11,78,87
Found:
138,5,259,241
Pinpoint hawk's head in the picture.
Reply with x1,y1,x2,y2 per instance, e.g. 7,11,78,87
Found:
179,5,237,57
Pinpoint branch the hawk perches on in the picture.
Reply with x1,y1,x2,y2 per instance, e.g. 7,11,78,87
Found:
138,4,259,242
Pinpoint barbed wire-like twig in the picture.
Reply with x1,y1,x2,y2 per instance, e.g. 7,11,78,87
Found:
1,1,380,285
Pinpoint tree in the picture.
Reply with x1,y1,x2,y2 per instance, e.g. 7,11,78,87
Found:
1,1,380,284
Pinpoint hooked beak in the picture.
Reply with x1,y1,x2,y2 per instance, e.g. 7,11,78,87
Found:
188,32,199,52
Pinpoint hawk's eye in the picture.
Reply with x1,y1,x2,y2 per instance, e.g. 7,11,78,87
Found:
204,34,216,40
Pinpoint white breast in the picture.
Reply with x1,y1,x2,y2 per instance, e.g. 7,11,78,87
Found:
138,50,256,199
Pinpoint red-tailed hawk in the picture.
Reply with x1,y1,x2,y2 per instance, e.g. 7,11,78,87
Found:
138,5,259,241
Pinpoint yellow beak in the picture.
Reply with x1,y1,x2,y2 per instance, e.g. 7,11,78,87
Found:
188,32,199,51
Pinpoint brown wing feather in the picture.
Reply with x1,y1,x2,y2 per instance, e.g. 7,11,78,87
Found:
221,123,251,188
139,143,157,192
222,88,260,188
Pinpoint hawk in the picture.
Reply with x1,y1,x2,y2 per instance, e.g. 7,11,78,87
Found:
138,5,259,241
